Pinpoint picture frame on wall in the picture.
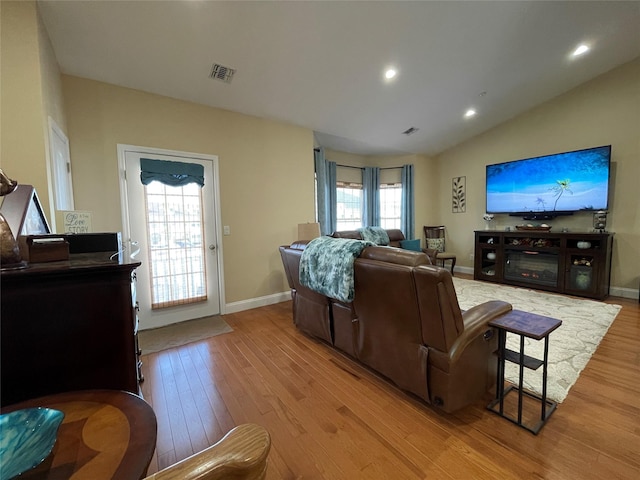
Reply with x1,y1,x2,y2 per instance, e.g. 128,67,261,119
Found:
452,176,466,213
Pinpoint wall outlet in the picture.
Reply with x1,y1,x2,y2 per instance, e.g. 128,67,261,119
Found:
469,253,474,260
223,225,231,236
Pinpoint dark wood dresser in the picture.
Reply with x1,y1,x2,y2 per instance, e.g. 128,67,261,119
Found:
1,253,142,406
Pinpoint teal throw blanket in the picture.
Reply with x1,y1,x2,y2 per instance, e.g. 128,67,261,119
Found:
299,236,372,303
357,226,390,245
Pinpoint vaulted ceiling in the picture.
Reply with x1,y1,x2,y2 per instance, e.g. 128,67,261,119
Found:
38,1,640,156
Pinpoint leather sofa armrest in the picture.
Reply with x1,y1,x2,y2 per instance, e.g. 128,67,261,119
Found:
447,300,512,364
145,424,271,480
289,240,311,250
386,229,405,246
360,246,430,266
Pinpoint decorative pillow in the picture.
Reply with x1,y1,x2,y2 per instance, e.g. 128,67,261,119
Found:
400,239,421,252
427,238,445,253
357,226,390,246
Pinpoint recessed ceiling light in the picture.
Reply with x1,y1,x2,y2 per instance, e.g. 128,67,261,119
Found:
571,44,590,58
385,68,397,80
464,109,476,119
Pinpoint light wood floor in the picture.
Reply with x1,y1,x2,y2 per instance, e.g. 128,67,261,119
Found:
141,280,640,479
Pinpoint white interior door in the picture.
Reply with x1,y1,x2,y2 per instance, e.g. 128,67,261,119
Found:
119,145,224,329
48,117,74,211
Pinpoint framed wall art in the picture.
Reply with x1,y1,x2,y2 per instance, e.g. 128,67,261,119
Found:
452,176,466,213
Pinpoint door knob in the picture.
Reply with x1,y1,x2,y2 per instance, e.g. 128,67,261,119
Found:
209,244,216,250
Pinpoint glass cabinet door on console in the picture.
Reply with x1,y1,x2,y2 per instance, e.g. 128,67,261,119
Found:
563,236,605,297
474,233,502,282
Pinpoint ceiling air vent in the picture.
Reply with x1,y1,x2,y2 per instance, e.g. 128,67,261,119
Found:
209,63,236,84
402,127,419,136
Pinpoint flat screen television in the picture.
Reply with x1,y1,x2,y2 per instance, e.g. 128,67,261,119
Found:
486,145,611,218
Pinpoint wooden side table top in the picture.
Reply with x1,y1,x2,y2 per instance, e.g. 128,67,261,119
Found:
489,309,562,340
1,390,157,480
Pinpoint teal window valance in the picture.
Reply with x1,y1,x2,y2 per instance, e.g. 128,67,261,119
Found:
140,158,205,187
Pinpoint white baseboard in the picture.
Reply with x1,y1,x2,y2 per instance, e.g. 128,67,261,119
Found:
609,286,639,300
225,291,290,314
454,266,474,275
225,269,637,315
454,267,637,300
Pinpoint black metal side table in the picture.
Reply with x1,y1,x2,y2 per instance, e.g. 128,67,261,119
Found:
487,310,562,434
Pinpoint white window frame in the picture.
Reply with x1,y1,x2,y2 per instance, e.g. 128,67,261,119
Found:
379,182,402,230
336,181,363,231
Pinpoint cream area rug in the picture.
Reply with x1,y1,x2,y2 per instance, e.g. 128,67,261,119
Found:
138,315,233,355
452,278,622,403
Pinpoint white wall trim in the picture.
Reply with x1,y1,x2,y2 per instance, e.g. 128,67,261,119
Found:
226,281,638,317
454,266,474,275
609,286,638,300
225,292,291,314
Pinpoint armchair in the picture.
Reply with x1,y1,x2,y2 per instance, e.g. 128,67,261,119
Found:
422,225,456,275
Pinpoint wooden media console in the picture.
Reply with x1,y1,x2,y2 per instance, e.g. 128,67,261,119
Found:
474,230,613,300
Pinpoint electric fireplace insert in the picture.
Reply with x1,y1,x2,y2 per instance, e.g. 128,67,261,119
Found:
504,251,558,287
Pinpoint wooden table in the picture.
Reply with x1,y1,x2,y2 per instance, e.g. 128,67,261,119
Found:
1,390,157,479
487,310,562,434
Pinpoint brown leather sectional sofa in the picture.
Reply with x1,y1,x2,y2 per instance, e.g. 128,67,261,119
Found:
279,234,513,413
329,228,407,246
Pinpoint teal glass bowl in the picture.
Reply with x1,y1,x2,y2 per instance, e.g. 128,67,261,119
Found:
0,407,64,480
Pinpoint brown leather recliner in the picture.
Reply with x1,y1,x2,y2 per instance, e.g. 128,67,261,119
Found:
279,229,406,343
350,247,434,400
279,241,332,343
414,265,512,411
279,240,512,413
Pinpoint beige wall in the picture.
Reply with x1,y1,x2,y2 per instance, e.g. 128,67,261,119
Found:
62,75,315,304
1,1,49,215
435,58,640,292
3,0,636,304
0,1,67,230
37,8,66,133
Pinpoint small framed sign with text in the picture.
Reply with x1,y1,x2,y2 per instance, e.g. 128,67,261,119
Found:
60,210,93,234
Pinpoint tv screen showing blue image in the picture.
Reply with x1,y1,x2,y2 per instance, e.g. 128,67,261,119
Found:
486,145,611,214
